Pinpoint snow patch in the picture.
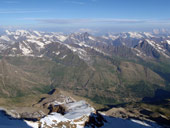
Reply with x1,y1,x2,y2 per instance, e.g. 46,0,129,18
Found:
25,121,39,128
56,51,60,55
88,36,95,41
5,30,12,35
64,101,95,120
56,35,67,42
33,31,41,37
14,36,19,40
166,40,170,45
102,36,109,39
12,48,17,51
146,39,169,58
61,55,67,59
40,100,95,128
143,32,155,38
0,35,10,41
16,30,30,36
19,41,33,55
52,51,60,56
128,32,143,38
106,35,119,40
131,119,151,127
27,39,45,48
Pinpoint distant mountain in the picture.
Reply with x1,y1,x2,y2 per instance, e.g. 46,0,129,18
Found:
0,30,170,60
0,30,170,104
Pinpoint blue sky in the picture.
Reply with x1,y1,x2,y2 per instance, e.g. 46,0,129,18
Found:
0,0,170,33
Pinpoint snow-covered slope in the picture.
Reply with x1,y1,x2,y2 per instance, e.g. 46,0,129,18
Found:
0,30,170,61
0,87,163,128
134,39,170,58
40,100,95,128
0,108,162,128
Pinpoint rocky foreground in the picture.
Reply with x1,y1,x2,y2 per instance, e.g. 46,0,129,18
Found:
0,89,164,128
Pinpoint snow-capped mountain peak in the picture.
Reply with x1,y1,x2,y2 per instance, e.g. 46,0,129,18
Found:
0,30,169,60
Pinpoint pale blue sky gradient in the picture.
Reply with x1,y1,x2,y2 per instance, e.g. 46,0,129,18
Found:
0,0,170,32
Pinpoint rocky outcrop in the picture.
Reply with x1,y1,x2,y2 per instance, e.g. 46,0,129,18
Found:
20,111,45,121
48,104,65,115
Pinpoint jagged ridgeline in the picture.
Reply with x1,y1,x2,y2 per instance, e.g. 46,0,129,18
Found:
0,30,170,104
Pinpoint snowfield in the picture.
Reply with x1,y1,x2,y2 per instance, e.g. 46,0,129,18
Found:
0,30,170,59
40,100,95,128
0,101,163,128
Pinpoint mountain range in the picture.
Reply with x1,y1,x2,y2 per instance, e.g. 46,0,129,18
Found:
0,30,169,103
0,30,170,127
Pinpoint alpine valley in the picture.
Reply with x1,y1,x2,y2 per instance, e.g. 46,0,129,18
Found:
0,30,170,128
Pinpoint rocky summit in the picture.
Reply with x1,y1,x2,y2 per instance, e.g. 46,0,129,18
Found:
0,89,164,128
